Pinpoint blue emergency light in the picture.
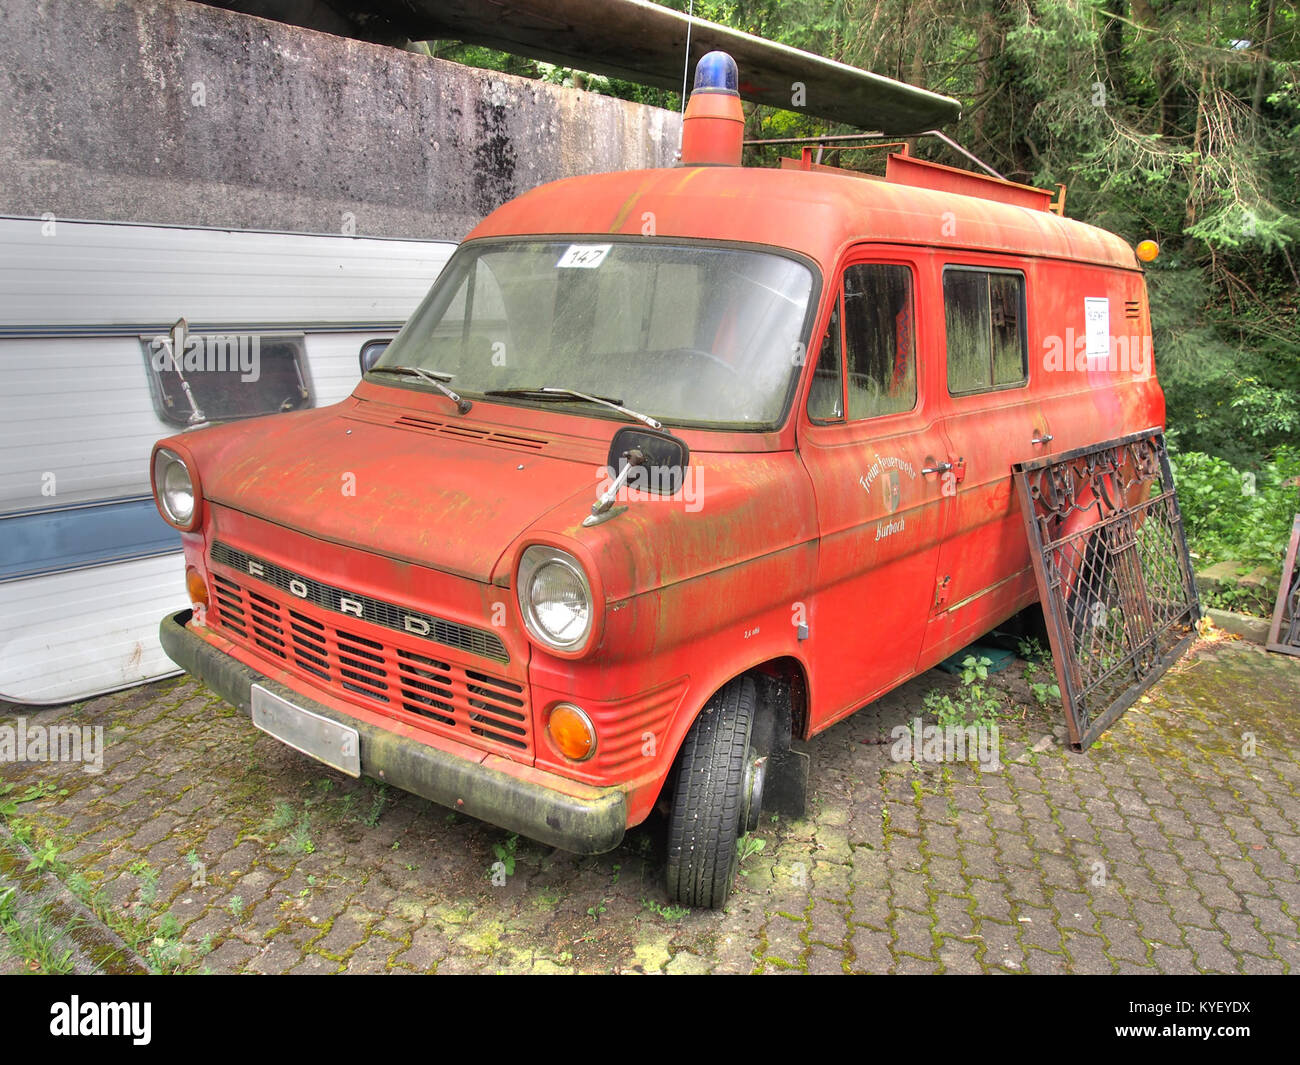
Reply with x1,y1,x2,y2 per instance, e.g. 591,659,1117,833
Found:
693,51,739,95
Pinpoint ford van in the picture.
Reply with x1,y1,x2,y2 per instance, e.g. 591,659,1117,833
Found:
155,53,1163,907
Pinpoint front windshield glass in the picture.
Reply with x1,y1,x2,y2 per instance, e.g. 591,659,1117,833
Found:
373,240,816,429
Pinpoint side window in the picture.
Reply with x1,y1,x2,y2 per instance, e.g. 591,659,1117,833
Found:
806,298,843,422
843,264,916,419
943,267,1027,394
990,273,1027,386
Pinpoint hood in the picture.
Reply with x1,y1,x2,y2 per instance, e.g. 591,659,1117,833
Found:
186,402,605,582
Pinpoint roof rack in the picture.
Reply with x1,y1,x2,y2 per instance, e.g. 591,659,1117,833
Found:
745,131,1067,216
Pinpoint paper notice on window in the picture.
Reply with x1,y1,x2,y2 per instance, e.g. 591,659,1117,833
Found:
556,244,612,269
1084,298,1110,362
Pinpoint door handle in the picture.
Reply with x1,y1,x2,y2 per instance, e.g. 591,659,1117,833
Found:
1031,432,1055,446
921,461,953,475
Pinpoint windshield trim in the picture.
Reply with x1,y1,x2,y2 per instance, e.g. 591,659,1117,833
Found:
364,234,824,434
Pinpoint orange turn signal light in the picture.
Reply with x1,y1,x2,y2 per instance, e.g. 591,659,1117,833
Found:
547,703,596,762
1136,239,1159,262
186,567,209,609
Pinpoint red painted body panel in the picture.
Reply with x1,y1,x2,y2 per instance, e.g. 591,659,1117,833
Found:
468,166,1139,274
157,156,1164,838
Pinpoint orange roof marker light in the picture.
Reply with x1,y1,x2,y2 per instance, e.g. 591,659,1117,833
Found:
1136,239,1160,262
680,51,745,167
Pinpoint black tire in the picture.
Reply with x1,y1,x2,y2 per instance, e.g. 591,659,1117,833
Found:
665,676,759,909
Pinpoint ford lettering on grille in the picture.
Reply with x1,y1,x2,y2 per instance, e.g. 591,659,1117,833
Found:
209,541,509,663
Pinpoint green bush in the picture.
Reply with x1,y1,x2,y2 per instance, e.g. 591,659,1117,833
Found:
1172,446,1300,570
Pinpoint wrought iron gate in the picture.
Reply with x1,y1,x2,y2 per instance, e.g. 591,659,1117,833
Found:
1266,515,1300,657
1013,429,1201,750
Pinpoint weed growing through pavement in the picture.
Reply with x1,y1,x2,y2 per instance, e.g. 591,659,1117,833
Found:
736,834,766,876
0,886,76,974
922,655,1002,730
642,897,691,920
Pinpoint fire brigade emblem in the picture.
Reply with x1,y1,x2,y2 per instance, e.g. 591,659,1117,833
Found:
884,470,902,514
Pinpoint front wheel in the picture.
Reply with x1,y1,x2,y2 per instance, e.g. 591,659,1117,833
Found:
665,676,764,909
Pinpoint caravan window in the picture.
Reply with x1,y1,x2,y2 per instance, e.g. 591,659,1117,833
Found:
141,331,311,426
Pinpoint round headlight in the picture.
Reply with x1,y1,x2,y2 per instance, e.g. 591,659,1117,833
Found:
517,546,592,651
154,448,195,527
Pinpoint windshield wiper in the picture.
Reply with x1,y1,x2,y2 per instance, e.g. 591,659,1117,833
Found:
484,387,662,430
368,365,472,414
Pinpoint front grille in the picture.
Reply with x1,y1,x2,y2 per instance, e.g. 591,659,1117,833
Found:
209,570,531,757
210,541,507,663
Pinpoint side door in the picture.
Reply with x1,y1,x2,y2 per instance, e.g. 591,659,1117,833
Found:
922,258,1043,665
799,251,955,731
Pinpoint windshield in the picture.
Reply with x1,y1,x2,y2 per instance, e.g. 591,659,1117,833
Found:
373,240,817,429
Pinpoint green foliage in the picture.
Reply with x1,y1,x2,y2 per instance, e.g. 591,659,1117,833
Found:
262,801,295,833
489,834,518,881
1028,679,1062,711
0,886,76,974
923,656,1002,730
284,815,315,856
642,897,692,920
128,859,159,906
363,784,388,828
736,834,766,864
146,911,212,975
1020,645,1062,711
1017,635,1050,662
1231,377,1300,439
24,838,62,873
0,781,68,818
1173,446,1300,569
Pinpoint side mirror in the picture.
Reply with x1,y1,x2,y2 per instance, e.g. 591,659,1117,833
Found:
606,426,690,497
585,426,690,527
359,338,391,375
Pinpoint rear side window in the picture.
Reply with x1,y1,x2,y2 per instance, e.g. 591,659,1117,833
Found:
943,267,1027,394
843,264,916,419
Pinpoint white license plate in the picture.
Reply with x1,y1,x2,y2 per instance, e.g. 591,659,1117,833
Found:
251,685,361,777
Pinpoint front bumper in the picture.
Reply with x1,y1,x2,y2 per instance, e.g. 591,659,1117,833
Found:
159,610,627,854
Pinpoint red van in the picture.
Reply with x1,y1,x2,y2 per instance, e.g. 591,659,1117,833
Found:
156,53,1162,907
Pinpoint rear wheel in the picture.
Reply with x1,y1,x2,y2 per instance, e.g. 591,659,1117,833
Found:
665,676,763,909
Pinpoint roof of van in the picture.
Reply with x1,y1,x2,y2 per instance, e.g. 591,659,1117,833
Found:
467,165,1140,272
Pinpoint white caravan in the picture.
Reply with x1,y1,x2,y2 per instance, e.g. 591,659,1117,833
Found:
0,217,455,704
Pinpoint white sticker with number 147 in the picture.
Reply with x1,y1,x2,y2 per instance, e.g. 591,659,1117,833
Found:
556,243,612,269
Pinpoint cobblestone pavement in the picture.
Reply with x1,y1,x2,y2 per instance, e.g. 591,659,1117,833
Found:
1,636,1297,974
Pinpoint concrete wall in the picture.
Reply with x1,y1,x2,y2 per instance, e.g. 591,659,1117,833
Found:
0,0,681,239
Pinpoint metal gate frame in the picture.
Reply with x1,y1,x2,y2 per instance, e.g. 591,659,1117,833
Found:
1266,514,1300,657
1013,428,1201,750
